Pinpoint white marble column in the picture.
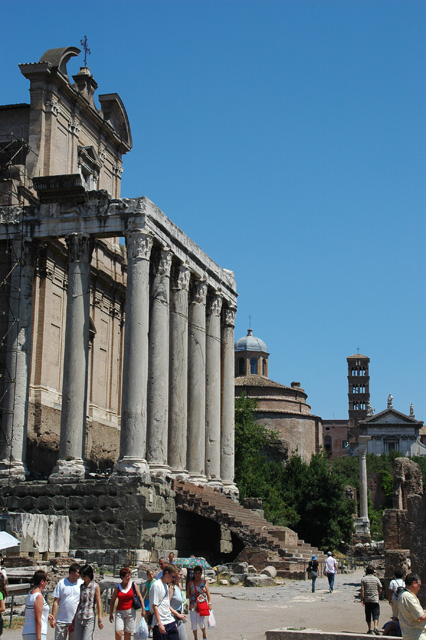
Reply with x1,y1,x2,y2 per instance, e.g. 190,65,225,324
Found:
147,247,172,477
0,238,35,483
354,435,370,534
205,292,222,486
50,233,94,483
187,278,207,483
168,264,190,478
221,305,238,497
114,230,152,478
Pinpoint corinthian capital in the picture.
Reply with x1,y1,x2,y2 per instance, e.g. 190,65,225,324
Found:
191,279,207,305
173,264,190,291
208,293,223,317
65,233,94,264
157,247,172,277
223,305,236,328
126,231,153,261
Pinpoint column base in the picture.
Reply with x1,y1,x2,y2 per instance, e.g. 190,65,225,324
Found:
354,516,370,534
188,472,208,485
222,482,240,501
113,456,150,481
0,459,26,484
149,464,171,481
169,469,190,481
207,478,223,490
49,458,86,484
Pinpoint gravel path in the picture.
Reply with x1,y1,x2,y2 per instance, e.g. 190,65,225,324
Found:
6,568,392,640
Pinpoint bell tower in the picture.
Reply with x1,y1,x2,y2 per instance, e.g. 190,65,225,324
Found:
347,353,370,425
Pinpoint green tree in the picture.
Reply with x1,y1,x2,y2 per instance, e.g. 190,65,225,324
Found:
234,396,355,549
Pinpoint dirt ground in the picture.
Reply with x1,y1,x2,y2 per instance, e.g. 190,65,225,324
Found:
7,568,393,640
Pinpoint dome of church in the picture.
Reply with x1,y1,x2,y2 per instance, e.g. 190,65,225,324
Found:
235,329,268,353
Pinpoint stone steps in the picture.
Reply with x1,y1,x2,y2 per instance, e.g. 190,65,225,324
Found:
173,480,325,568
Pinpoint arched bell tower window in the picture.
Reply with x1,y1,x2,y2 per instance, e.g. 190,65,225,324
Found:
238,357,245,376
250,357,258,375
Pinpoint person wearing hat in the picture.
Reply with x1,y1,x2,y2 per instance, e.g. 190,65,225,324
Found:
360,565,382,635
325,551,338,593
306,555,319,593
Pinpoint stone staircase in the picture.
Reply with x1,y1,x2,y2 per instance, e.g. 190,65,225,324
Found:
173,480,325,576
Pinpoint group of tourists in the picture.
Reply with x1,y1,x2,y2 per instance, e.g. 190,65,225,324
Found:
306,551,338,593
20,555,213,640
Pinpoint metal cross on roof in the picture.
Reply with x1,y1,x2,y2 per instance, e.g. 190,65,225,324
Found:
248,314,252,328
80,35,91,67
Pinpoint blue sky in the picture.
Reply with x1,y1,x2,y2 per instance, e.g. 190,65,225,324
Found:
2,0,425,421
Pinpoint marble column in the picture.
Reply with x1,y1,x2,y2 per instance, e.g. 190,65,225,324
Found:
354,435,371,535
50,233,94,483
147,247,172,477
168,264,190,478
187,278,207,483
0,238,35,483
205,292,222,485
221,305,238,497
114,230,152,478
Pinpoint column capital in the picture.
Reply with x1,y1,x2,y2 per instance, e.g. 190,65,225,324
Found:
207,293,223,317
223,305,236,327
173,264,190,291
155,247,172,277
126,230,153,261
191,279,207,305
65,233,94,263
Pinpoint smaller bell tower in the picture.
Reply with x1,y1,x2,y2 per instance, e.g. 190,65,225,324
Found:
347,353,370,425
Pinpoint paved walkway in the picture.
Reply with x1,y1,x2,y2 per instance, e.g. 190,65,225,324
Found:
6,569,393,640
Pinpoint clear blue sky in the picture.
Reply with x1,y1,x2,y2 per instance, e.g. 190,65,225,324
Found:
2,0,425,421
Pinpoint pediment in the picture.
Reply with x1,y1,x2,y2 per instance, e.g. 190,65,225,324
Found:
361,408,420,426
98,93,132,150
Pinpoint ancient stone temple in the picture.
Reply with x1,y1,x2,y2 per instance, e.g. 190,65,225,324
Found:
234,328,322,461
0,46,239,562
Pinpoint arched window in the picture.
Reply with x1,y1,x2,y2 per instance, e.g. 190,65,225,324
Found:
250,357,257,375
262,358,266,376
324,435,332,452
238,358,245,376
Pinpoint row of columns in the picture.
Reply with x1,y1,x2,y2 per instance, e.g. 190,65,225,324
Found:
0,230,237,493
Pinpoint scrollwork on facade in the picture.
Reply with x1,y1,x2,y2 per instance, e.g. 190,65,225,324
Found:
68,118,81,137
126,231,153,261
45,97,60,117
112,162,123,178
65,233,94,263
191,279,207,305
207,293,223,317
223,306,236,328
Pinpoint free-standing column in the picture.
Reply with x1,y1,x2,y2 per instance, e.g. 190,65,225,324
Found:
221,305,238,496
50,233,94,483
205,292,222,485
168,264,190,477
354,435,371,535
147,247,172,477
114,230,152,478
0,238,35,483
187,278,207,483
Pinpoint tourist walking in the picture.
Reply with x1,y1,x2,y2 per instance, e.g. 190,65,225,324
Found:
361,565,382,635
169,568,188,640
0,572,7,637
325,551,338,593
150,563,185,640
306,555,319,593
187,565,211,640
157,558,166,579
109,567,145,640
22,570,53,640
50,562,82,640
142,569,156,635
398,573,426,640
388,570,405,620
73,564,103,640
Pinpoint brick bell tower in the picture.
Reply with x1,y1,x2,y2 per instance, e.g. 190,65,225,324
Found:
347,353,370,425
